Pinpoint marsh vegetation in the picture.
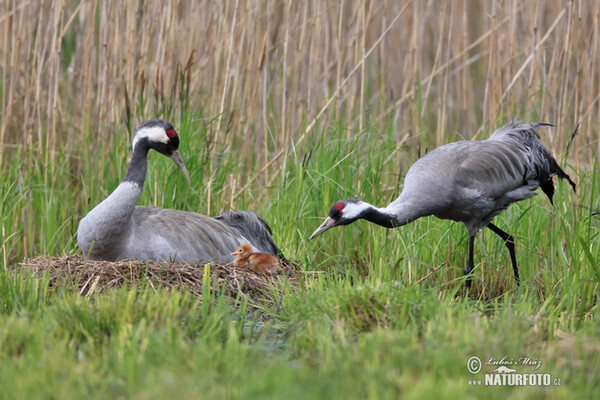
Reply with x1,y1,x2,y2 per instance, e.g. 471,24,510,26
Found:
1,1,598,398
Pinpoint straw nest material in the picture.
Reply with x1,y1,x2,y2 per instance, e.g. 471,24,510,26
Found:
19,255,301,306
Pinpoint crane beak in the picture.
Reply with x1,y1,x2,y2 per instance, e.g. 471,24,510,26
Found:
309,217,336,239
169,150,190,183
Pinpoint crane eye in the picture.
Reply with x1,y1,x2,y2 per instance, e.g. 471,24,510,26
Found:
337,211,343,217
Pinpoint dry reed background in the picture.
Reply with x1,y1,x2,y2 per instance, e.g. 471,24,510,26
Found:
2,0,598,166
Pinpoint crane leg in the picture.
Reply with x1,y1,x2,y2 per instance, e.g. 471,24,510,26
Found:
463,235,475,289
487,223,520,286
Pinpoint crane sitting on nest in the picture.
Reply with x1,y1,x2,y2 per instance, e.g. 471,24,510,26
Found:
310,121,576,289
77,120,283,263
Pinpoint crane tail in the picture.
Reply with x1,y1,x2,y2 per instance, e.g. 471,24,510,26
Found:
557,165,577,193
541,180,555,205
492,120,577,202
215,211,286,261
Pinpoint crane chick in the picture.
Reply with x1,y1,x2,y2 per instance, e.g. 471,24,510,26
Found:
231,244,279,276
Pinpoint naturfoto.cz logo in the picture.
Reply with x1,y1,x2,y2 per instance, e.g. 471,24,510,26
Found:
467,356,562,387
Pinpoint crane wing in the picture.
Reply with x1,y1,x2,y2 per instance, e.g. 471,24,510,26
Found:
129,207,254,263
453,141,534,201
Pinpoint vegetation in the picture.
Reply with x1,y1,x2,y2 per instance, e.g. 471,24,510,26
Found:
1,1,598,398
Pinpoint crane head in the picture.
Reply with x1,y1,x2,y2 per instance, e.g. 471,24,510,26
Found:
309,199,364,239
231,244,253,257
133,120,190,183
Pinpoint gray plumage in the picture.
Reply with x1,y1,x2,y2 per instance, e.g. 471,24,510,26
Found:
310,121,576,288
215,211,286,261
77,120,282,263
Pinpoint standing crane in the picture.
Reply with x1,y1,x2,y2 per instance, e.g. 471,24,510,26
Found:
77,120,283,263
310,121,576,288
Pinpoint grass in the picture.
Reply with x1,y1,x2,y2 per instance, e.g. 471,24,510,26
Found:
1,1,600,398
0,270,599,398
0,116,598,398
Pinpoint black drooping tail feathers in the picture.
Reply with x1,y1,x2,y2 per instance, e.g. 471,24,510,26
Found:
490,121,576,204
539,152,577,205
215,211,286,261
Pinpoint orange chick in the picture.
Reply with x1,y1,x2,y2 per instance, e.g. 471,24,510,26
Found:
231,244,279,276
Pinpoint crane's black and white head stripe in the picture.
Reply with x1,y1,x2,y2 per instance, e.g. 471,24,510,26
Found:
309,199,371,239
125,120,190,185
328,199,365,225
132,119,180,155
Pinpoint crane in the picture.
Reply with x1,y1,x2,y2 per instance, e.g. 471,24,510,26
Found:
77,119,283,263
310,121,576,288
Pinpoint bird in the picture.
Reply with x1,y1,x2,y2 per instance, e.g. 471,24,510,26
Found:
310,121,576,289
77,119,283,263
231,244,280,276
215,210,286,261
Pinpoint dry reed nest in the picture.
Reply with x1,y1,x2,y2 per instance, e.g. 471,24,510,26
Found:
19,255,301,306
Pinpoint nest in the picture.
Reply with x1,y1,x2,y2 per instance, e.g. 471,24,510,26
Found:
19,255,301,307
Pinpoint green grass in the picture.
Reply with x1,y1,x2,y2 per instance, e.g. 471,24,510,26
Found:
1,114,599,398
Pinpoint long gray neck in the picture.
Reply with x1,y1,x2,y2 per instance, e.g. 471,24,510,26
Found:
78,143,149,254
123,141,150,187
359,206,400,228
363,196,428,229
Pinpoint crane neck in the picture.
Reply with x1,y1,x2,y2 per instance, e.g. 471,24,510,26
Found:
361,197,426,229
123,140,150,188
77,143,150,257
358,206,399,228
